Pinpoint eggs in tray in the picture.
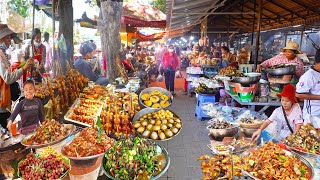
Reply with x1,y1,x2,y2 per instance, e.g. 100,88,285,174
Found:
141,90,171,108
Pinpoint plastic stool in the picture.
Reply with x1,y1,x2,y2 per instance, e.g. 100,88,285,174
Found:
195,94,216,121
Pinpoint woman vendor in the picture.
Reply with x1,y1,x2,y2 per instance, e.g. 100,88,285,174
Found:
256,41,304,81
221,46,236,68
252,84,303,141
25,28,46,82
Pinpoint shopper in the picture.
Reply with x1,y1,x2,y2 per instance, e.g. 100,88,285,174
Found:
25,28,46,82
296,49,320,132
252,84,303,141
43,32,52,72
161,45,180,95
256,40,304,80
7,80,44,135
221,46,236,68
74,41,109,86
0,24,34,130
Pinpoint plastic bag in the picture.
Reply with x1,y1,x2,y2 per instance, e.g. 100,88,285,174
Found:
157,75,163,82
175,70,182,78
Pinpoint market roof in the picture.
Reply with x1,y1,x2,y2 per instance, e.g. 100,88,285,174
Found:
166,0,320,37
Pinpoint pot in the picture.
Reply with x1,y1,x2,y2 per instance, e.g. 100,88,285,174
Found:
231,73,261,85
267,66,296,76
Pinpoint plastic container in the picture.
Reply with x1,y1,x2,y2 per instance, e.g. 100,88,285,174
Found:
238,92,254,103
195,94,216,121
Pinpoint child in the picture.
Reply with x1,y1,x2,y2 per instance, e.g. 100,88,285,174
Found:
7,80,44,135
252,84,303,141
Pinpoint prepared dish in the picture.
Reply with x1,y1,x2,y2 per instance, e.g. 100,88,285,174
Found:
283,124,320,155
207,120,233,129
62,127,114,157
242,141,312,179
23,119,73,145
104,137,166,179
198,154,243,180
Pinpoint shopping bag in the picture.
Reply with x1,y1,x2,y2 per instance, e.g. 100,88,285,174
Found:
157,75,163,82
175,70,182,78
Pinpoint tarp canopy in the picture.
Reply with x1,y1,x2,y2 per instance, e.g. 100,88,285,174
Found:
122,3,166,28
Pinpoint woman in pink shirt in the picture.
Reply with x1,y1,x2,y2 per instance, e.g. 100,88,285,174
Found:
256,41,304,80
161,45,180,95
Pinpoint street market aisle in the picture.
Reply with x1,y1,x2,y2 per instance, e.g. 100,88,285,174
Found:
149,78,212,180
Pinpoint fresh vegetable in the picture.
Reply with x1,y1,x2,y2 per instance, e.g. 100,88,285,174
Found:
104,137,166,180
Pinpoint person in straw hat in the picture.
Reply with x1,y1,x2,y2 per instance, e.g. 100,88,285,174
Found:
256,40,304,79
252,84,303,141
0,24,35,129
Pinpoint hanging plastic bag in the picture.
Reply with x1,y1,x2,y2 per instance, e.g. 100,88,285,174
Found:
175,70,182,78
157,74,163,82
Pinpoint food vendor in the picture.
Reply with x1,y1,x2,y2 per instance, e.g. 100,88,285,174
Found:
221,46,236,68
256,41,304,81
252,84,303,141
7,80,45,135
296,50,320,132
161,45,180,95
25,28,46,82
74,41,109,86
0,24,35,130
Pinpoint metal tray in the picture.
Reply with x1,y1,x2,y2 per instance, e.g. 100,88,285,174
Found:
207,123,240,140
21,124,75,149
284,143,320,159
60,132,109,161
102,144,170,180
231,73,261,85
139,87,173,110
240,148,315,180
64,98,98,127
132,108,182,141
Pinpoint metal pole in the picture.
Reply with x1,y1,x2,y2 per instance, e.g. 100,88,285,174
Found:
254,0,262,69
52,0,56,76
250,0,256,63
300,26,304,50
227,15,230,47
30,0,36,79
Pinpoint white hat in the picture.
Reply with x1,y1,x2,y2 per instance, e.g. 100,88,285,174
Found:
0,24,14,39
281,40,302,54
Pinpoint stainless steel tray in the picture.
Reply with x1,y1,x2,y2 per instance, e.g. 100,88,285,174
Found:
139,87,173,110
64,98,98,127
240,148,315,180
21,124,75,149
132,108,182,141
284,143,320,159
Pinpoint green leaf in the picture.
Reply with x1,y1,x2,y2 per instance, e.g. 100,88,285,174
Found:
96,116,102,139
300,166,305,176
248,160,255,166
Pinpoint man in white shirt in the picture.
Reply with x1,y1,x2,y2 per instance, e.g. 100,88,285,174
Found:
296,50,320,131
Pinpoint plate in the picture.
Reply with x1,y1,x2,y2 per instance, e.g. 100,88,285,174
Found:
102,144,170,180
240,148,315,180
284,143,320,159
21,124,75,149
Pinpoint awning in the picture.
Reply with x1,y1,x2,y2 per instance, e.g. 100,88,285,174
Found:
166,0,227,38
122,3,166,28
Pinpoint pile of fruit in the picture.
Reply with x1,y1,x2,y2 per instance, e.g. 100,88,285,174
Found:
133,109,182,140
195,83,218,94
140,90,171,108
18,150,70,180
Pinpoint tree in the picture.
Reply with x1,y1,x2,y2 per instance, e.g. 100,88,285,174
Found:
150,0,165,14
7,0,30,18
98,0,122,82
58,0,73,73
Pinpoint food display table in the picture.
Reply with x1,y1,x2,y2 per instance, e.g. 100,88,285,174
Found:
225,90,304,114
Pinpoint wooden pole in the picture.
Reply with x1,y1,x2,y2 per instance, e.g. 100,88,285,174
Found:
30,0,36,79
254,0,263,69
300,26,304,50
250,0,256,63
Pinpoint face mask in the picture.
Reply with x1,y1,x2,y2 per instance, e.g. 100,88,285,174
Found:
34,42,40,47
168,49,174,53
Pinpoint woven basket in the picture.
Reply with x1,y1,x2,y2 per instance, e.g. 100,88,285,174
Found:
239,120,263,129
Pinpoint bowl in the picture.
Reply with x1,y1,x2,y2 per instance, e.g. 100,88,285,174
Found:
239,120,263,129
139,87,173,109
207,123,240,140
102,144,170,180
132,108,182,141
240,128,258,137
